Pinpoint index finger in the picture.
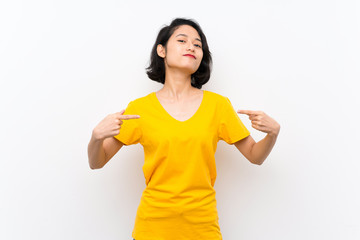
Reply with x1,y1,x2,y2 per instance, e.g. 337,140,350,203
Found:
237,110,257,115
119,114,140,120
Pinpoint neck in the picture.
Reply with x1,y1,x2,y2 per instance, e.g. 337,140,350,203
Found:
160,68,195,99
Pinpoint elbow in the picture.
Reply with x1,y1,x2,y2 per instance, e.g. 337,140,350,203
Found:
90,164,103,170
247,145,265,166
252,161,263,166
249,157,265,166
90,165,101,170
251,161,262,166
88,159,104,170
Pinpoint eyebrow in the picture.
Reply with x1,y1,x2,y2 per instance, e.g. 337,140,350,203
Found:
175,34,202,43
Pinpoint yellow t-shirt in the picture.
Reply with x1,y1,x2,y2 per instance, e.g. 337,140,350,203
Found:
114,90,250,240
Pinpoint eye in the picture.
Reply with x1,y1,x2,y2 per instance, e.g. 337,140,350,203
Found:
195,44,202,48
178,40,185,43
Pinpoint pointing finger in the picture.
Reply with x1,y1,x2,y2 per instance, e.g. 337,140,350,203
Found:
118,114,141,120
237,110,257,115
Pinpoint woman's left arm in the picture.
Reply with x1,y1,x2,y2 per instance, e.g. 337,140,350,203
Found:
233,110,280,165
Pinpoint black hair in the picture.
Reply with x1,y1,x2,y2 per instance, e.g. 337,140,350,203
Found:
146,18,212,89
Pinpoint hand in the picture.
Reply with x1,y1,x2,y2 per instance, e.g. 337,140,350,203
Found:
92,109,140,141
237,110,280,137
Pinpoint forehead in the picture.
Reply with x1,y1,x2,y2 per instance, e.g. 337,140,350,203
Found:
172,25,201,39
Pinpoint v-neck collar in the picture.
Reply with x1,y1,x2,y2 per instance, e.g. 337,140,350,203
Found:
151,90,206,123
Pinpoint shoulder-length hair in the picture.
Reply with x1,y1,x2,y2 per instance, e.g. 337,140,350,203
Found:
146,18,212,89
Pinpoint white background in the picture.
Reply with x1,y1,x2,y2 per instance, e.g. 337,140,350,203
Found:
1,0,359,239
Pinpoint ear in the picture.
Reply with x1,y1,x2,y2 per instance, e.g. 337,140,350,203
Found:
157,44,166,58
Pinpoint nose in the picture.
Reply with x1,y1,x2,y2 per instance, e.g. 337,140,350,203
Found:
187,42,195,52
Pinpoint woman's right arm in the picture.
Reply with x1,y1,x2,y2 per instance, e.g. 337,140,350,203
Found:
87,109,140,169
88,134,124,169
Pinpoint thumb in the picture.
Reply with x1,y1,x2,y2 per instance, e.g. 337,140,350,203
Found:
119,109,126,115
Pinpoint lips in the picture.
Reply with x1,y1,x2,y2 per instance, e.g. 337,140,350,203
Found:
183,54,196,59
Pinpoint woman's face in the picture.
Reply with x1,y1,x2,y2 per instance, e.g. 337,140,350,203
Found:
157,25,203,75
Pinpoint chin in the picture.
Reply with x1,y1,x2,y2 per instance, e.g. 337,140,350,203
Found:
184,68,198,75
182,64,200,75
167,61,199,74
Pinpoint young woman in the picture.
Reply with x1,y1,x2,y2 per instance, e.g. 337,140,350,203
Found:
88,18,280,240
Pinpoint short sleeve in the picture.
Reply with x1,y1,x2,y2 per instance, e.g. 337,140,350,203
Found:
218,97,250,144
114,101,142,146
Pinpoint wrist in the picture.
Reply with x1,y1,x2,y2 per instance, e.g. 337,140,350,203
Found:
268,126,280,138
91,130,105,142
